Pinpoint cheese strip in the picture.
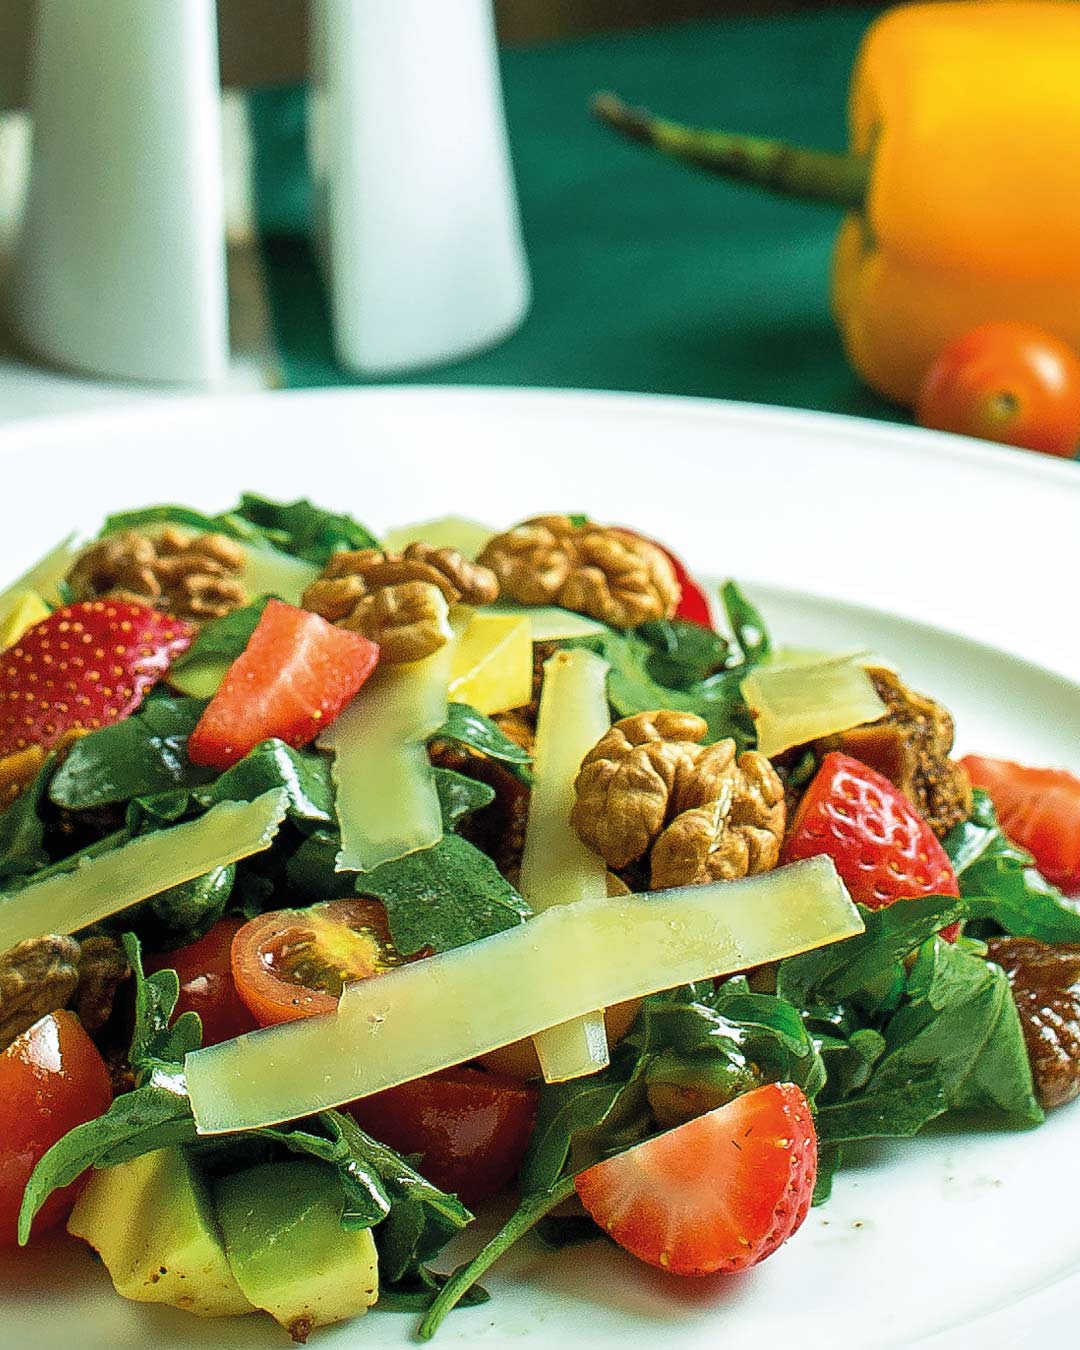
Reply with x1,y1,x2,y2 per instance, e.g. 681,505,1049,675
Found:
0,790,288,952
0,535,79,618
486,601,606,642
319,625,455,873
521,649,611,1082
381,515,495,560
240,546,319,606
743,656,888,758
186,856,862,1134
447,612,532,716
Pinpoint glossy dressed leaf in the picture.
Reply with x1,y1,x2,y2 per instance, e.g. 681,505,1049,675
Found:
634,618,730,688
720,579,771,663
203,740,335,827
228,493,379,565
48,698,213,810
0,755,53,882
433,767,496,829
361,832,530,957
101,865,236,951
433,703,533,778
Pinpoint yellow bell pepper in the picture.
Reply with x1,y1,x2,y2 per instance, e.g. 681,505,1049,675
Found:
594,1,1080,407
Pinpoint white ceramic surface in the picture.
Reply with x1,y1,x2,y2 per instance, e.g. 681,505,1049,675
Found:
308,0,530,375
0,388,1077,1349
10,0,228,384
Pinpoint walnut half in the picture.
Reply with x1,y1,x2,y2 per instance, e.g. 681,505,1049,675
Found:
478,516,680,629
302,544,498,663
572,711,785,890
68,527,249,624
0,932,130,1052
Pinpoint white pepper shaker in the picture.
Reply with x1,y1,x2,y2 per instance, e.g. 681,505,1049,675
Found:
309,0,531,375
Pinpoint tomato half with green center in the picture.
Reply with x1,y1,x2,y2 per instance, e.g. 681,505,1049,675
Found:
145,918,259,1047
1,1011,113,1247
231,898,406,1026
346,1067,538,1208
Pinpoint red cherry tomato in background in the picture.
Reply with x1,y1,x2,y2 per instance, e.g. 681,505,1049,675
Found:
0,1011,113,1246
145,919,259,1047
346,1066,538,1209
614,528,713,626
916,321,1080,458
231,898,407,1027
962,756,1080,896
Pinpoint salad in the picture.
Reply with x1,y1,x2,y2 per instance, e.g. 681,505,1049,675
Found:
0,496,1078,1343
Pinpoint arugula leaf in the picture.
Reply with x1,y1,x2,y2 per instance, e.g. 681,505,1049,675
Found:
720,580,771,663
0,755,53,882
228,493,379,565
433,704,533,779
49,698,213,810
361,833,530,956
104,504,242,537
945,789,1080,942
432,767,496,829
123,933,202,1079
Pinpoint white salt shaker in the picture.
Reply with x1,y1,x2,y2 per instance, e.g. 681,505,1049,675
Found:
9,0,228,384
309,0,531,375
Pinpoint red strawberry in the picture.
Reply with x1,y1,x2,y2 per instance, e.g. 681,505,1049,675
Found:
962,755,1080,896
187,599,379,771
574,1082,817,1277
0,600,192,758
784,751,960,936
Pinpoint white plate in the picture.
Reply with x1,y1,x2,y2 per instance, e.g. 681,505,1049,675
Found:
0,388,1077,1350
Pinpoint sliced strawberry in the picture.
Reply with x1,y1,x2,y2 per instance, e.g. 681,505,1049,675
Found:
784,752,960,937
614,527,713,627
0,600,192,758
187,598,379,771
575,1082,816,1276
962,755,1080,896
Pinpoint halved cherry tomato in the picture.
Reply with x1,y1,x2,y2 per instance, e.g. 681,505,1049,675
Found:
145,919,259,1047
916,321,1080,458
574,1082,816,1277
0,1011,113,1246
231,898,406,1026
346,1066,538,1208
962,755,1080,896
614,528,713,627
187,599,380,771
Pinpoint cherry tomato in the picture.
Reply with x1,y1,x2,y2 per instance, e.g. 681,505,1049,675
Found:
145,919,259,1047
916,321,1080,457
0,1011,113,1246
614,528,713,627
231,898,406,1027
346,1067,538,1208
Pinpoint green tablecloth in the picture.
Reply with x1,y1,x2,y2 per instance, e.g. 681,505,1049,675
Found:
251,6,899,421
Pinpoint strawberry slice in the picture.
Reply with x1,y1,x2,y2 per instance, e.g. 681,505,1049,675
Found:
784,753,960,932
187,599,379,771
962,755,1080,896
574,1082,816,1276
0,600,192,758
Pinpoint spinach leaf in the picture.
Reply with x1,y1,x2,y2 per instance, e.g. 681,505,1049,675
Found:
433,704,533,779
49,697,213,810
99,865,236,951
634,619,730,688
168,599,270,695
104,504,242,537
203,740,334,828
720,579,771,663
228,493,379,565
814,1069,950,1144
0,755,53,882
361,833,530,956
945,789,1080,942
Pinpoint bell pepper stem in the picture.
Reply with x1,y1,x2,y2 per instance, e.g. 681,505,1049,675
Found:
592,92,869,211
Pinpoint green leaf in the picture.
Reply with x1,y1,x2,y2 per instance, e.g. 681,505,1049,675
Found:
945,789,1080,943
123,933,202,1080
432,767,496,829
0,755,54,882
49,698,213,810
203,740,334,827
433,703,533,777
633,618,730,688
100,865,236,951
229,493,379,565
168,599,270,697
17,1078,197,1243
361,833,530,957
814,1069,950,1144
720,580,771,663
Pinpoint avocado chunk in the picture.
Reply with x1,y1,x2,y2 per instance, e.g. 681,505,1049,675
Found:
67,1146,253,1318
214,1160,379,1342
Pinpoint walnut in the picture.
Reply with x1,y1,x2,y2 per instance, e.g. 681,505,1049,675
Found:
73,935,131,1032
572,711,785,889
68,527,249,623
987,937,1080,1110
0,935,81,1051
814,667,971,837
302,543,498,663
478,516,680,629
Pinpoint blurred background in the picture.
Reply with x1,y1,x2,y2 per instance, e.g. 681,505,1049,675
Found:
1,0,1077,459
